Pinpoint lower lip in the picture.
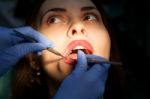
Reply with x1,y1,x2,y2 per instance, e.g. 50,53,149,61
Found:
63,54,77,65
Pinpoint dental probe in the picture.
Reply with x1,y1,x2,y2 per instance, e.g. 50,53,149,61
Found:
14,31,64,57
87,58,122,66
47,48,64,58
65,52,122,66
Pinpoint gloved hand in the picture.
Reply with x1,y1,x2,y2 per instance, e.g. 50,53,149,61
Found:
54,50,110,99
0,26,53,76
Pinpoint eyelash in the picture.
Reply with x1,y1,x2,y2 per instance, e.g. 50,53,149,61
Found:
47,15,62,24
83,12,99,21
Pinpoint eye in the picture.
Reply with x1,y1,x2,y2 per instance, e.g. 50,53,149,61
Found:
83,13,97,21
47,16,62,24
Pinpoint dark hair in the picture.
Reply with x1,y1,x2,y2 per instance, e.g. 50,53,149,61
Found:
13,0,129,99
15,0,44,27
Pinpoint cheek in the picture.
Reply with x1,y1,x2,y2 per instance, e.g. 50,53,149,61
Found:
86,24,111,59
40,50,73,81
38,27,64,39
37,25,68,52
38,22,68,33
37,23,69,40
40,50,58,72
93,33,111,59
40,50,63,80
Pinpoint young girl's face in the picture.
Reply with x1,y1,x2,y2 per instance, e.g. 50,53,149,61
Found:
36,0,110,81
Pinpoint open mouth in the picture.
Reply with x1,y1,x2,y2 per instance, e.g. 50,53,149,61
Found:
63,40,93,65
67,47,92,59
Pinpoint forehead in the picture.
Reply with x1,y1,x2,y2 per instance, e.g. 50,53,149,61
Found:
39,0,96,14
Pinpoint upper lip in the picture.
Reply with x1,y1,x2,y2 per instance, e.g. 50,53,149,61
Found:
63,40,93,56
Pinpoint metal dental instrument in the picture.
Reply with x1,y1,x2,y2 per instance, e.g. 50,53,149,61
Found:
87,58,122,66
47,48,64,57
14,30,64,57
66,50,122,66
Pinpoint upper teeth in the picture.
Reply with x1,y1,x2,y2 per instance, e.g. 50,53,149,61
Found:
68,46,85,55
67,46,86,55
73,46,85,50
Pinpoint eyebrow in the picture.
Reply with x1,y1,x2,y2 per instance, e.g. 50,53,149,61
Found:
81,6,96,11
43,8,66,15
41,6,97,23
42,6,96,17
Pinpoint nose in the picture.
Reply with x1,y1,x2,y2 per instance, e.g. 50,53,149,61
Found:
67,21,87,37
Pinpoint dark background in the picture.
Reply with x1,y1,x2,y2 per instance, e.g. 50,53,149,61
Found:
0,0,149,99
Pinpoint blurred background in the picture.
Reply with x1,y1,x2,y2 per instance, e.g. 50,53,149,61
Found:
0,0,149,99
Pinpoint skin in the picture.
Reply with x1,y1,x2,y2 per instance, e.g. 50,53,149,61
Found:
34,0,111,82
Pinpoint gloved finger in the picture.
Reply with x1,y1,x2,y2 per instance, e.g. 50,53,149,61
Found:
87,63,110,81
0,27,12,33
13,26,53,48
6,43,48,59
0,43,46,76
0,27,24,45
0,36,24,51
0,35,23,46
71,50,88,77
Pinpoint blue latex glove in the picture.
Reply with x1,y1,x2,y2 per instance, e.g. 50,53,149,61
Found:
54,50,110,99
0,26,53,76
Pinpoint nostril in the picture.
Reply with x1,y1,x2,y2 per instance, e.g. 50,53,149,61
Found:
81,29,84,33
72,29,84,35
72,30,76,35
